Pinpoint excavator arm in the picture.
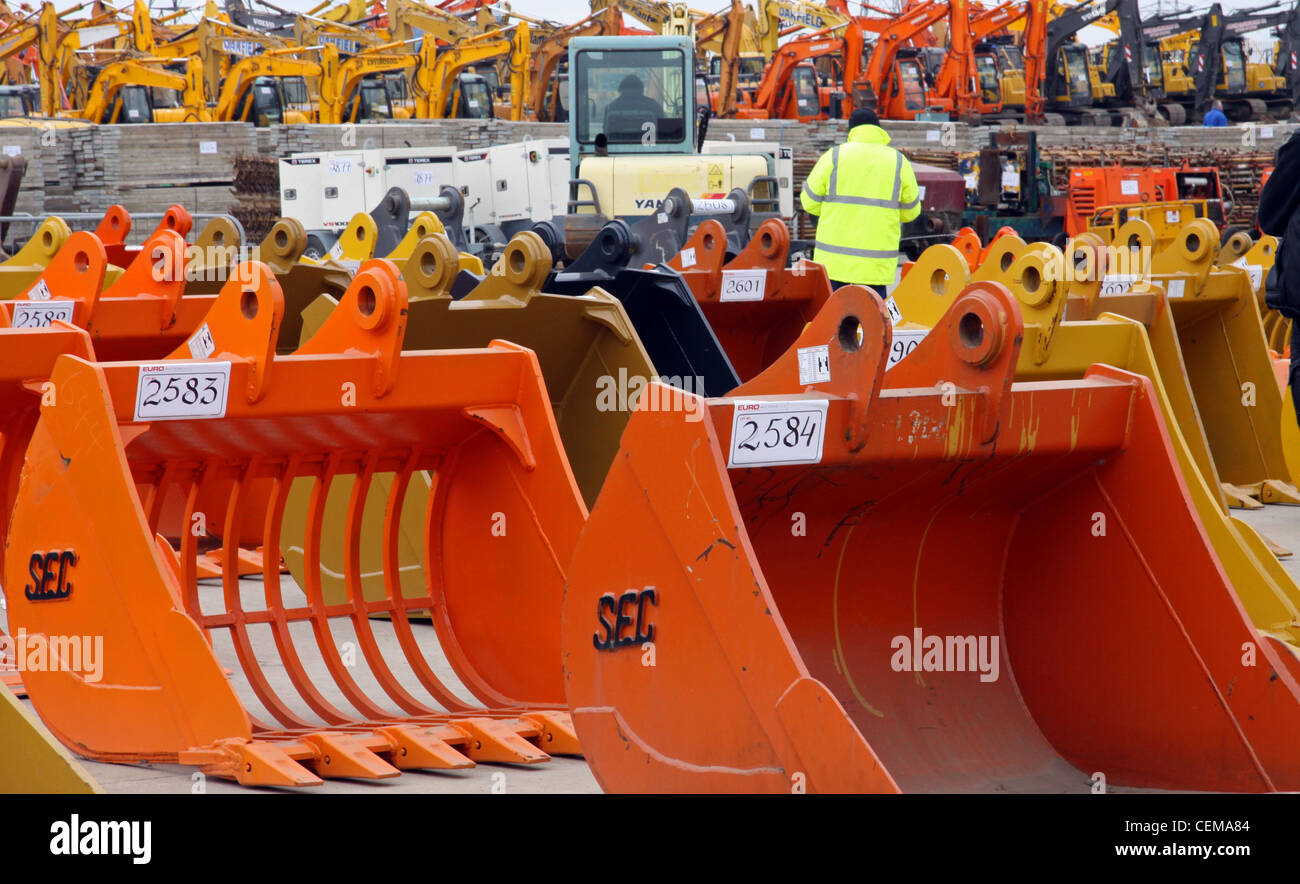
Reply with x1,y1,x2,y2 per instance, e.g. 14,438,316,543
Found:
214,43,337,122
870,0,948,115
79,56,206,123
695,0,745,116
748,23,844,114
523,7,621,121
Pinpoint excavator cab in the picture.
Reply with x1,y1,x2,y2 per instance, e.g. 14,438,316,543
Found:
974,50,1001,105
282,75,313,116
103,85,155,124
1055,42,1093,106
444,72,495,119
571,40,690,152
1219,36,1248,93
0,86,36,119
346,75,397,120
787,63,821,120
233,77,289,126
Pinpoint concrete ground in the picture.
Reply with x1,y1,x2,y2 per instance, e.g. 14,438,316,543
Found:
10,502,1300,795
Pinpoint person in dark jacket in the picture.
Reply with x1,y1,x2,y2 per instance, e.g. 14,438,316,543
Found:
1257,129,1300,421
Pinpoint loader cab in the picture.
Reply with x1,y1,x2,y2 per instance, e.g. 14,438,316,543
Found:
445,73,494,119
568,36,693,177
104,84,154,124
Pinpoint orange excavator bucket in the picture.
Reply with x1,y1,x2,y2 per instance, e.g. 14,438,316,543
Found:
93,204,193,268
562,282,1300,793
667,218,831,381
4,259,584,786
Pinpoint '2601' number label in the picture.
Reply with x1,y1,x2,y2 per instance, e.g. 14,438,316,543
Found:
727,399,828,468
134,362,231,422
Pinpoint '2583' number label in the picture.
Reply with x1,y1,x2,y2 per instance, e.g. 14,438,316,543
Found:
728,399,828,468
133,362,231,422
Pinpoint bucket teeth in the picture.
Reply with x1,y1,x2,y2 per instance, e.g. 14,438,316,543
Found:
519,711,584,756
300,733,401,780
181,739,323,788
373,725,477,771
1259,480,1300,506
452,718,552,765
1222,483,1266,509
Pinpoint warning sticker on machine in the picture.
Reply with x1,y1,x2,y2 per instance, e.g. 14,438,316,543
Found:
707,163,724,192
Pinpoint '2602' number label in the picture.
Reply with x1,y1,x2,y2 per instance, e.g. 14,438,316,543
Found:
134,362,231,422
727,399,828,468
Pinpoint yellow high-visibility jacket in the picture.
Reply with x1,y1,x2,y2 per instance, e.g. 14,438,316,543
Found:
800,123,921,285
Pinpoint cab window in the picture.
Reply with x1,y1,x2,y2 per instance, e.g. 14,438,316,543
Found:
574,48,686,145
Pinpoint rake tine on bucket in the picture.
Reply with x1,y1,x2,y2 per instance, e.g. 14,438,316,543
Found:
5,258,584,785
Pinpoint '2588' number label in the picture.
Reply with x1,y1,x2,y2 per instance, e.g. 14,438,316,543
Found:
727,399,828,468
133,362,231,422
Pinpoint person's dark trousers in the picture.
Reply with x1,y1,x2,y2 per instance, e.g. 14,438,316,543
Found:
1292,320,1300,422
830,279,851,291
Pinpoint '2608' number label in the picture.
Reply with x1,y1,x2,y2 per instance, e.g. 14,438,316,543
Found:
727,399,828,468
134,362,231,422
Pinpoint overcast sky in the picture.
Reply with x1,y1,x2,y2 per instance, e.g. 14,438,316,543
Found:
47,0,1296,46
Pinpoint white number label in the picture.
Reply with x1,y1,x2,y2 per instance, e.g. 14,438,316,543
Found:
10,300,74,328
720,269,767,302
134,362,231,422
27,278,51,301
328,239,345,260
1099,274,1138,295
886,328,927,369
414,171,434,187
1165,209,1180,224
728,399,828,468
691,199,734,214
797,345,830,384
749,127,766,140
884,296,903,326
1120,179,1139,195
680,247,697,268
329,159,353,175
199,141,218,155
1165,278,1185,299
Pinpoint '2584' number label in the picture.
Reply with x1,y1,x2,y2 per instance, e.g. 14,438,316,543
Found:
133,362,231,422
728,399,828,468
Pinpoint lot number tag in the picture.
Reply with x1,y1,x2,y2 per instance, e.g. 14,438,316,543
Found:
728,399,828,468
10,300,74,328
134,362,231,422
720,269,767,302
887,328,927,369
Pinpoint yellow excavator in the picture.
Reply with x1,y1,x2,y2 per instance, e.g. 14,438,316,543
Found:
319,36,426,122
415,23,530,119
214,43,339,124
73,55,207,123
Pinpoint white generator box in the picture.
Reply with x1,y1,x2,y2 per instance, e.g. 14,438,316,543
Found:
279,146,458,232
452,139,565,235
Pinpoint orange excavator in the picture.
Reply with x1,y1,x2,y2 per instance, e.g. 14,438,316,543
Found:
861,0,949,120
733,23,853,120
